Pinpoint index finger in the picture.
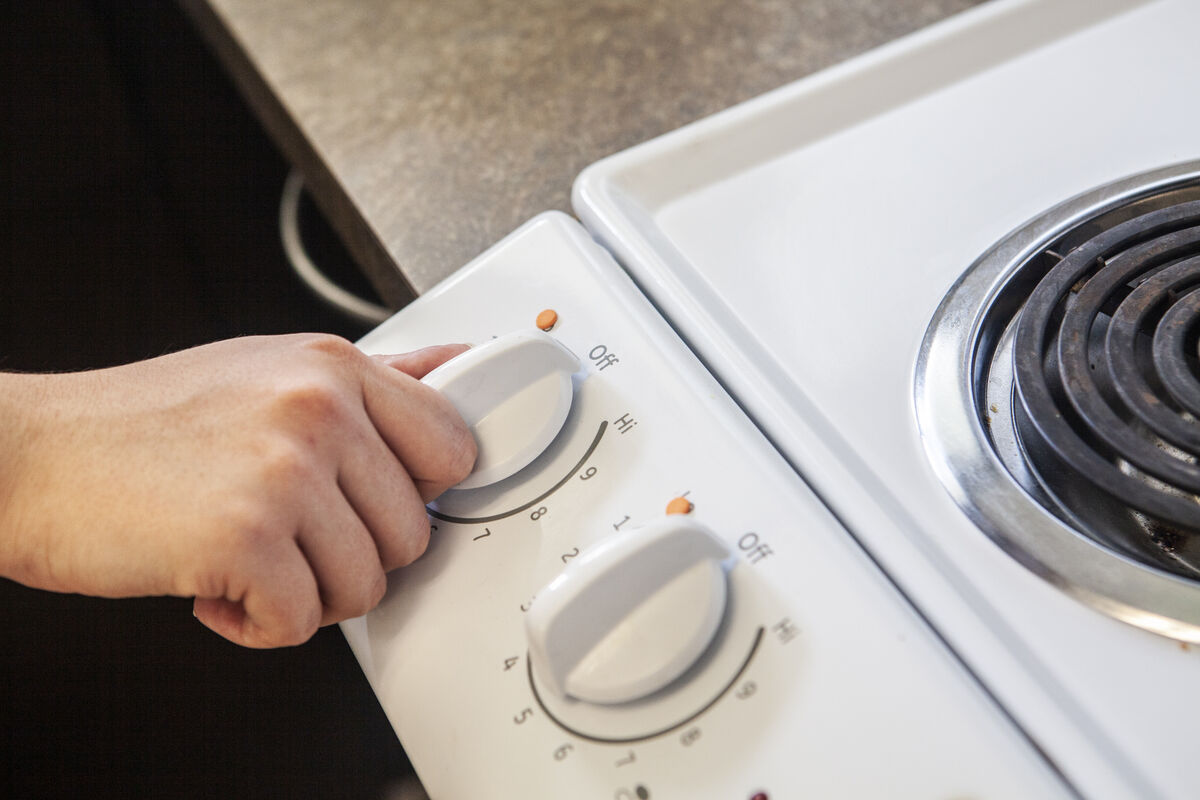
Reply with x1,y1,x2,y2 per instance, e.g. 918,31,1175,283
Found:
372,343,470,380
358,353,477,500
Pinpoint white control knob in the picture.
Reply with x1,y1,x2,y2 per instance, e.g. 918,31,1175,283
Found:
422,330,580,490
525,518,732,705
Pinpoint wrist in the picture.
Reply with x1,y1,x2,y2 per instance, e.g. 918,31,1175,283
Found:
0,372,64,586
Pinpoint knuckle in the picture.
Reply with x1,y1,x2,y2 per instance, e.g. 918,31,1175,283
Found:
420,390,477,484
323,573,386,624
380,509,431,570
275,380,348,427
444,425,478,484
219,500,281,558
354,572,388,617
301,332,362,364
371,572,388,606
272,612,319,647
396,516,432,567
258,438,320,487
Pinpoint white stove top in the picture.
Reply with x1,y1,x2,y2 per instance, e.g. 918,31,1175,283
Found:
346,213,1069,799
344,1,1200,797
576,0,1200,796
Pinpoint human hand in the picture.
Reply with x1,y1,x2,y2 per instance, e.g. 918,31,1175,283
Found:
0,334,475,647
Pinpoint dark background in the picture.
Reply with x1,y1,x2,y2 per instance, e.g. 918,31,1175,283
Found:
2,2,416,797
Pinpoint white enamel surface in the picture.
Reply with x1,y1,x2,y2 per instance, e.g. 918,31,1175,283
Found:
525,517,730,704
343,213,1067,799
421,330,579,489
573,0,1200,797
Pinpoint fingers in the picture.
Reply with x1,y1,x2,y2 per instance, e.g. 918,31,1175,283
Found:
194,490,398,645
296,488,391,627
336,423,432,571
373,343,470,380
193,537,321,648
360,355,477,500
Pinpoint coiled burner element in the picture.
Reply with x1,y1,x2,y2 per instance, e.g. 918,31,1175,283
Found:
915,162,1200,640
1013,201,1200,538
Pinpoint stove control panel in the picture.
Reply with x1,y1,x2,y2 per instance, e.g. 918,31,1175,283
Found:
340,213,1068,799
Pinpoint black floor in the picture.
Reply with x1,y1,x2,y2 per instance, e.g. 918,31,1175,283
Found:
2,3,413,797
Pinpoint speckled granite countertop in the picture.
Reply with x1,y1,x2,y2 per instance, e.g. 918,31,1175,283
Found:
181,0,984,304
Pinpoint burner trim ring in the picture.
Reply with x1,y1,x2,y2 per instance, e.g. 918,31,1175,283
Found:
915,160,1200,642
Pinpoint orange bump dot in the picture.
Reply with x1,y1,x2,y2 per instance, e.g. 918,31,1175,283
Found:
666,496,692,515
536,309,558,331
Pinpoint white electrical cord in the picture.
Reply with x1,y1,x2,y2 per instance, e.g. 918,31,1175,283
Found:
279,169,393,326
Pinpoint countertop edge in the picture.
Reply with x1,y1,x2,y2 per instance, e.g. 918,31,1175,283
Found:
175,0,416,307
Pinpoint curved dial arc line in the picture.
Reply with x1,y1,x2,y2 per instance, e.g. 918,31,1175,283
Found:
428,421,607,524
526,626,765,745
